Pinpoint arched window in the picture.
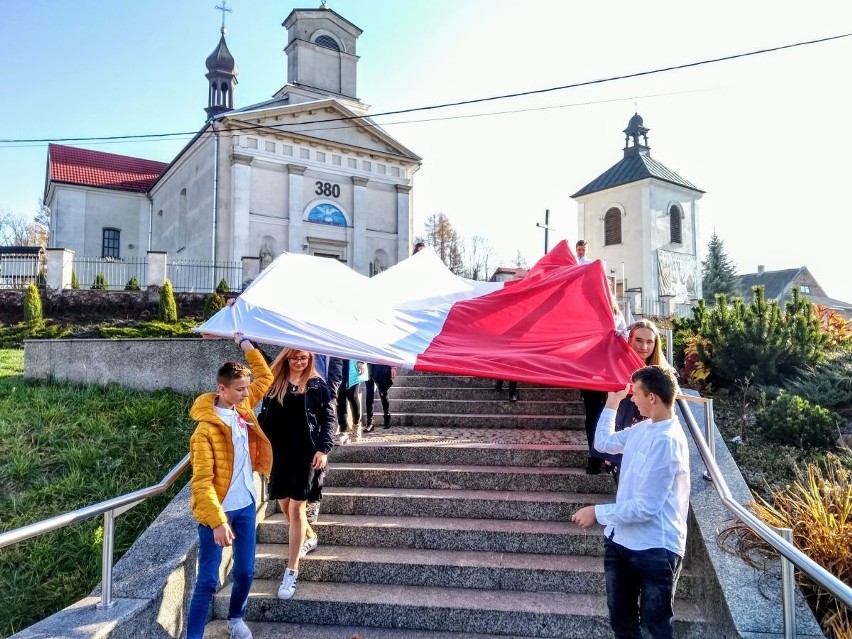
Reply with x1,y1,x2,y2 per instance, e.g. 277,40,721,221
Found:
307,203,347,227
604,208,622,246
669,205,682,244
314,35,340,51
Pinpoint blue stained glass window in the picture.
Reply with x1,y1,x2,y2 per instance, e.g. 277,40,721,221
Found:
307,203,347,227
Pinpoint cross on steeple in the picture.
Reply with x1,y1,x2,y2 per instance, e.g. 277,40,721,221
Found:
214,1,232,33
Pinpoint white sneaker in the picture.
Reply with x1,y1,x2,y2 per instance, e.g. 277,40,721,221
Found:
228,617,252,639
337,432,350,445
353,425,362,442
299,535,318,558
277,568,298,600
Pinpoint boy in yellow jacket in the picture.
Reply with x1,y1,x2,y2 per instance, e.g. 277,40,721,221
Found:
186,333,273,639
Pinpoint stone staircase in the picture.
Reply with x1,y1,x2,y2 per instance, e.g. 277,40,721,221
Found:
205,372,709,638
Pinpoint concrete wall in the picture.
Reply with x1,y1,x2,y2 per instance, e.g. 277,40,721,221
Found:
24,338,251,395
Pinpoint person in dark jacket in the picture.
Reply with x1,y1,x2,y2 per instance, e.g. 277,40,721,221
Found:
365,363,395,431
258,348,334,601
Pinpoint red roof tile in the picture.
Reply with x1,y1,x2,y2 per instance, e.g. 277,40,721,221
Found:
48,144,168,192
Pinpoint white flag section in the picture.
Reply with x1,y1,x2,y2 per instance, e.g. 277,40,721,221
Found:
195,249,503,367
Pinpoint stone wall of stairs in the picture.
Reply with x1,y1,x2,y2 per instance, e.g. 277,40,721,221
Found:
206,372,710,638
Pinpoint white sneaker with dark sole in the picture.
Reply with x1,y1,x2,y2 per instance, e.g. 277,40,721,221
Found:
277,568,298,600
299,535,318,558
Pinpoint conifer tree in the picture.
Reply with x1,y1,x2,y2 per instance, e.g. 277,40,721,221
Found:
701,232,741,302
159,280,178,322
23,282,43,326
70,270,80,290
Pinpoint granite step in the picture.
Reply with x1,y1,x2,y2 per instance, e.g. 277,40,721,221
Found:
203,620,545,639
393,374,576,393
212,580,708,638
324,463,614,493
380,398,583,416
391,413,583,430
328,432,588,468
388,386,581,401
253,543,695,599
257,513,605,556
319,486,609,521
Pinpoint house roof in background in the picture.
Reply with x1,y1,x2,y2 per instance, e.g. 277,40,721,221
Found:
739,268,802,301
48,144,168,192
572,153,703,198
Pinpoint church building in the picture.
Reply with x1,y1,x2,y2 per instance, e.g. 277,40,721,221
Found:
44,5,421,284
572,114,704,316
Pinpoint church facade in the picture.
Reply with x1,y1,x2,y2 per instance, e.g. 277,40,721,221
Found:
572,114,704,317
44,6,421,285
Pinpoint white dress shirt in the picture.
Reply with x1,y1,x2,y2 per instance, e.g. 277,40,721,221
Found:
215,405,256,512
593,407,690,557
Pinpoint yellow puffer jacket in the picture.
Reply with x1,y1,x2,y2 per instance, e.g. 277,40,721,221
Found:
188,348,273,529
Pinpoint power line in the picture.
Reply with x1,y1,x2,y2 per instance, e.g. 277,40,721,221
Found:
0,30,849,146
0,87,714,150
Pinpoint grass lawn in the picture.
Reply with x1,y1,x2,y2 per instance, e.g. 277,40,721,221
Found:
0,349,195,636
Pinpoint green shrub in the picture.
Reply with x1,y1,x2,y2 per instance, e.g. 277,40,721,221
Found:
203,292,226,319
0,321,72,352
90,272,108,290
215,278,229,295
124,276,141,291
70,270,80,290
23,283,43,326
787,350,852,411
755,391,843,449
691,286,829,388
158,280,178,323
99,319,200,339
35,270,47,288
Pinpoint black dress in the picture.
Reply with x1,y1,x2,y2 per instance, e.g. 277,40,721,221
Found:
261,384,320,502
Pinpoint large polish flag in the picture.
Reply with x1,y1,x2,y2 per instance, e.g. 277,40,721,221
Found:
195,240,643,390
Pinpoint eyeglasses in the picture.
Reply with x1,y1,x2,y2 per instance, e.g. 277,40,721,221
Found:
288,356,310,363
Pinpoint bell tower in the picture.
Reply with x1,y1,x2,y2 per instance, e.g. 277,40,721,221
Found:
282,4,362,100
204,1,238,120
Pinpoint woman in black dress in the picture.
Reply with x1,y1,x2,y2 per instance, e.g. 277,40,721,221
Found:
259,348,335,601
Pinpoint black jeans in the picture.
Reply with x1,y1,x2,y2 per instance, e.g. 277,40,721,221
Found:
581,390,607,459
604,538,683,639
365,378,391,423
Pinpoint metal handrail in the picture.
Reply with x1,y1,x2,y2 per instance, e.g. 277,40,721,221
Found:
676,394,852,635
0,454,191,609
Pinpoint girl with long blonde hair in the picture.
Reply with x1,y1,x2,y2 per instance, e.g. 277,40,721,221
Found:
257,348,335,601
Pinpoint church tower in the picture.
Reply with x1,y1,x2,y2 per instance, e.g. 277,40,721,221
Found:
204,4,238,121
279,4,363,106
572,114,705,317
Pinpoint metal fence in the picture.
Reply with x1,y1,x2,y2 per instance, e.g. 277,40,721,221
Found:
0,252,42,289
633,298,695,319
72,256,147,291
167,259,243,293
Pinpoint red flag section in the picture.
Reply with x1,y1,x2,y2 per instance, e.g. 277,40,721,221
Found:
415,241,645,390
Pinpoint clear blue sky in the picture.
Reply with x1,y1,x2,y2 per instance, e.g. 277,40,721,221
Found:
2,1,851,302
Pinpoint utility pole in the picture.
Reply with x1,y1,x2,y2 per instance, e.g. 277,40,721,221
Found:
536,209,556,255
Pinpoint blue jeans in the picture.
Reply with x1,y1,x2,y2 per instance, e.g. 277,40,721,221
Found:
604,538,683,639
186,502,256,639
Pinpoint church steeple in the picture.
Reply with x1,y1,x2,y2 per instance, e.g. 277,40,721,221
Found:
204,1,238,121
623,112,650,158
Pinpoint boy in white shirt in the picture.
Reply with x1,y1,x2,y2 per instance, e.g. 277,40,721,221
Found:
572,366,689,639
